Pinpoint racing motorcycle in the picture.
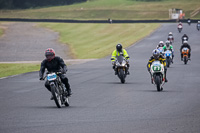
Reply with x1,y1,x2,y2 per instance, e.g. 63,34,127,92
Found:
164,50,172,67
178,25,182,33
182,37,188,44
197,23,200,31
168,36,174,44
150,61,165,91
114,53,129,83
181,47,189,64
187,19,191,25
45,72,69,108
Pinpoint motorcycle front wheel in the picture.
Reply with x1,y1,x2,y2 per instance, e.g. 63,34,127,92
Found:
184,56,188,64
119,69,125,83
51,84,62,108
155,75,161,91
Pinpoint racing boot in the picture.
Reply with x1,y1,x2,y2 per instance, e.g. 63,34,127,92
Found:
67,88,72,97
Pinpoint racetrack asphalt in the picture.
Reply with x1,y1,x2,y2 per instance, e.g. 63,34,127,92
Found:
0,22,200,133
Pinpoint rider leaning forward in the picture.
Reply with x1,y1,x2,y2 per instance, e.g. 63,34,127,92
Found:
147,49,168,83
39,48,72,99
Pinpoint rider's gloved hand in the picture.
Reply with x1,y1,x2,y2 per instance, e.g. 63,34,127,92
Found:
112,61,115,65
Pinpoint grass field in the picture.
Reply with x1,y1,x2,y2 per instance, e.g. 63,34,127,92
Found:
0,0,199,20
40,23,160,59
0,63,40,78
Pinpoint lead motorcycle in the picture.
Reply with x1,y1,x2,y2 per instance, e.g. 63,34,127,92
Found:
150,61,165,91
114,53,129,83
164,50,172,67
45,72,69,108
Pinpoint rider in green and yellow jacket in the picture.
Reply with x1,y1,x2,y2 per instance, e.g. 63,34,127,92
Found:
111,44,130,75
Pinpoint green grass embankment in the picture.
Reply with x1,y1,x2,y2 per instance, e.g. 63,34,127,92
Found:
0,0,199,20
40,23,160,59
0,63,40,78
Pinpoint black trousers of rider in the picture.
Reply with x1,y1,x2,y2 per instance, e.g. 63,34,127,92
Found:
45,74,71,92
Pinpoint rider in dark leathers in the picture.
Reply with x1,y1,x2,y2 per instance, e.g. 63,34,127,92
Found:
181,34,189,43
39,48,72,98
180,41,191,60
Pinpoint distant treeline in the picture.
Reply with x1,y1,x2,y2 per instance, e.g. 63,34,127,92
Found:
0,0,87,9
136,0,163,2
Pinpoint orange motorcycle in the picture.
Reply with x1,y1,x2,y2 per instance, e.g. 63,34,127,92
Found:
182,47,189,64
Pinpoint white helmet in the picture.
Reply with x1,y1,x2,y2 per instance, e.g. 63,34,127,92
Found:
169,32,172,35
183,40,188,44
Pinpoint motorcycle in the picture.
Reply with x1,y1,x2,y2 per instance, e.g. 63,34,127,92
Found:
164,50,172,67
181,47,189,64
178,25,182,33
150,61,165,91
114,53,129,83
182,37,188,44
197,23,200,31
45,72,69,108
187,19,191,25
168,36,174,44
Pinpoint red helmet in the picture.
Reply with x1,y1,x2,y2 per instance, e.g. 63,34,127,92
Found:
45,48,55,61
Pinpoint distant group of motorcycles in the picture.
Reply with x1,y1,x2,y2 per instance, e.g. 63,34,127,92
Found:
146,21,194,91
112,21,196,93
178,19,200,32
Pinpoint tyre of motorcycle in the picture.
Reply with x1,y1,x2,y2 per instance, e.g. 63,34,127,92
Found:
118,68,125,83
166,57,171,67
61,84,70,107
50,82,62,108
178,28,182,33
154,75,161,91
184,56,188,64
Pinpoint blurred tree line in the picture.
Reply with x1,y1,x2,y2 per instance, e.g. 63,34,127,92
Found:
0,0,87,9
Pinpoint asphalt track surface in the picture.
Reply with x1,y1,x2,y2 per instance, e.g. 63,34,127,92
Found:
1,23,200,133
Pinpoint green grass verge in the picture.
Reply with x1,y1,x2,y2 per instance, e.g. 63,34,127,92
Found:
0,29,3,37
40,23,160,59
0,0,199,20
0,63,40,78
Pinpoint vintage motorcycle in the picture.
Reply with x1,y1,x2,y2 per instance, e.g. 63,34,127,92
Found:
181,47,190,64
150,61,165,91
164,50,172,67
114,53,129,83
45,72,69,108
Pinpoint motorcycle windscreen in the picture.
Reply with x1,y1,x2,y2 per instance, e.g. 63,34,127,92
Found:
116,55,124,64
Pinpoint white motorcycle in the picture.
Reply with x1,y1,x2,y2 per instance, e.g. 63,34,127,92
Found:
150,61,165,91
178,25,182,33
